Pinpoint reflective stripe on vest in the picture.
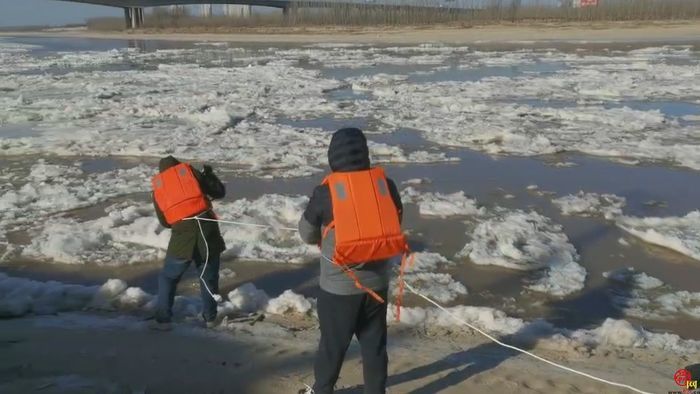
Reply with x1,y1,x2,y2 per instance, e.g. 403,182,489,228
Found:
152,163,210,225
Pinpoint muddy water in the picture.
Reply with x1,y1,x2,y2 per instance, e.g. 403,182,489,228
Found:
4,143,700,338
2,36,700,340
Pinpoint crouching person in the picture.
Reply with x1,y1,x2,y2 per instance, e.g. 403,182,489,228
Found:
150,155,226,330
298,128,406,394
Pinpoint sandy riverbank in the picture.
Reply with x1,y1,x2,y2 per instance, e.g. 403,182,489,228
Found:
2,21,700,44
0,312,688,394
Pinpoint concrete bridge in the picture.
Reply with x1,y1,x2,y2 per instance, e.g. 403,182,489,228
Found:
57,0,470,29
56,0,463,29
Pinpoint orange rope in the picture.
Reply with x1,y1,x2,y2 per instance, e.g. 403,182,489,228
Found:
337,261,386,304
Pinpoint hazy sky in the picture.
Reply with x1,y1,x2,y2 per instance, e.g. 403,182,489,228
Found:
0,0,121,27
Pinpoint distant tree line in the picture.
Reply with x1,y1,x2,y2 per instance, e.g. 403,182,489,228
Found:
86,0,700,30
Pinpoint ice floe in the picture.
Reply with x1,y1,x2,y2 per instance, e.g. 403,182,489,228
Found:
215,194,318,263
3,42,700,173
392,302,700,355
23,203,168,265
2,272,699,355
569,318,700,354
0,273,311,320
617,211,700,261
391,252,467,304
604,267,700,320
553,191,626,219
22,194,317,266
458,210,585,296
0,161,149,221
367,84,700,169
401,187,484,217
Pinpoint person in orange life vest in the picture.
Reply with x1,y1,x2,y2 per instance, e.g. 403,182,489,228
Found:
298,128,404,394
151,155,226,330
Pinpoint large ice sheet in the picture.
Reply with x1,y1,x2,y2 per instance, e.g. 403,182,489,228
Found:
459,210,585,296
3,43,699,172
553,191,626,219
604,267,700,320
617,211,700,261
22,194,316,266
23,204,168,265
390,252,468,304
215,194,318,263
0,161,150,222
401,187,484,218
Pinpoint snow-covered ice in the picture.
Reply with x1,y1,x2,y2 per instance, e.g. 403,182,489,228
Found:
401,187,484,218
22,194,317,266
617,211,700,261
23,203,168,265
216,194,318,263
2,272,699,355
265,289,313,315
392,301,700,355
3,43,700,174
604,267,700,320
0,48,456,177
459,210,585,296
391,252,467,304
0,272,314,320
0,161,150,225
553,191,626,219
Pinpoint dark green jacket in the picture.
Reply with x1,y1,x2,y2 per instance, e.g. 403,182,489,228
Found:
153,156,226,260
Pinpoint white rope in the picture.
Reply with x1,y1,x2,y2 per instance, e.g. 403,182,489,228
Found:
193,217,222,303
402,281,654,394
188,216,297,232
184,216,654,394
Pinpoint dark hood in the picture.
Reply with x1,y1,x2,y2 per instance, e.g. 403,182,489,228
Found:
159,155,181,172
328,128,370,172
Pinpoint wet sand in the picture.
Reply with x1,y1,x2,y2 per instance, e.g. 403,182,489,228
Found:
0,312,682,394
2,21,700,44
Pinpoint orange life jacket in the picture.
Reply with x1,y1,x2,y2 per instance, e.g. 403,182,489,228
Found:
322,167,411,309
152,163,211,226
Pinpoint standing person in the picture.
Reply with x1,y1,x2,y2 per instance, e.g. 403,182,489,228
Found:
298,128,406,394
150,155,226,330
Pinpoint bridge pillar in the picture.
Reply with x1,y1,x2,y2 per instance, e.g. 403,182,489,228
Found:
124,8,133,29
124,7,144,30
135,8,144,27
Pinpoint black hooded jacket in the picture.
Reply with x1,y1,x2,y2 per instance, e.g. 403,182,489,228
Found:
302,128,402,232
298,128,403,295
153,156,226,260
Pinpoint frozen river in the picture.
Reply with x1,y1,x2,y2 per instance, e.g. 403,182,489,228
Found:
1,36,700,344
